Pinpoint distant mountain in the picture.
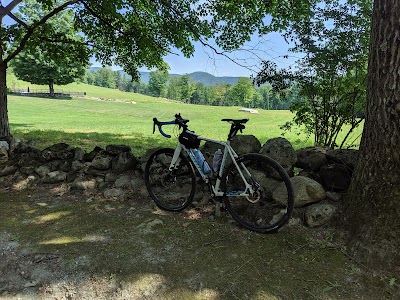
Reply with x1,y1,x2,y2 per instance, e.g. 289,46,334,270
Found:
88,67,243,86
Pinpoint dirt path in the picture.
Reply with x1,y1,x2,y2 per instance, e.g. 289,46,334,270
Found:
0,187,398,300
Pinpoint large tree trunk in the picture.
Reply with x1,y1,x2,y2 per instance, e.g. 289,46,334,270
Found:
0,62,11,139
344,0,400,271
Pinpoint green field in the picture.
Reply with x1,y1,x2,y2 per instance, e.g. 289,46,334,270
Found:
7,81,362,155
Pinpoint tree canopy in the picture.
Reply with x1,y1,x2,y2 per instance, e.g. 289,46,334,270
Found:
10,0,90,95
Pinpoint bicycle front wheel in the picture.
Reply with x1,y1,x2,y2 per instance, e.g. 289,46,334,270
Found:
221,153,294,233
144,148,196,211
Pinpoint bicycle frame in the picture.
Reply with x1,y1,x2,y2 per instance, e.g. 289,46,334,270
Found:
168,135,255,198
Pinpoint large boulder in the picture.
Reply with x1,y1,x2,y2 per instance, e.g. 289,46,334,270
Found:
319,163,352,191
230,135,261,156
273,176,326,207
325,149,359,170
295,146,330,171
260,137,296,174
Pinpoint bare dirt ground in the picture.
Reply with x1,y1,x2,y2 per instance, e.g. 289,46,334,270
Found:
0,185,399,300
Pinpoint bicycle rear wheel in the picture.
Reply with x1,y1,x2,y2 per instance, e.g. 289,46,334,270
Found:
144,148,196,211
221,153,294,233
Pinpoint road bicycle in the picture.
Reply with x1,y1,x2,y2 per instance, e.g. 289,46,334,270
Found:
144,114,294,233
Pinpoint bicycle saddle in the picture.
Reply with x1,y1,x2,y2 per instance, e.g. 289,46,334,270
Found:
221,118,249,124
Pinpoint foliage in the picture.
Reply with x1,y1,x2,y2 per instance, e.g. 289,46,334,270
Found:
255,0,371,148
148,70,169,98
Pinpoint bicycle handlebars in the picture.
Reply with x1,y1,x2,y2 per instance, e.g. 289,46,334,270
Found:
152,113,189,138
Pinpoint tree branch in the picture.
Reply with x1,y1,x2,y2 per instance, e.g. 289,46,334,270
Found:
6,11,28,28
0,0,22,19
4,0,79,64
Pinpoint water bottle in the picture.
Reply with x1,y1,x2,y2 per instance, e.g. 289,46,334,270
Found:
193,149,211,174
212,149,223,174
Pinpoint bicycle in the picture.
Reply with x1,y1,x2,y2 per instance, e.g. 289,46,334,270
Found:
144,114,295,233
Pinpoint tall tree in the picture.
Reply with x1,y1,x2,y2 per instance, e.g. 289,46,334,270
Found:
0,0,316,140
255,0,370,148
148,70,168,97
10,0,89,96
228,77,256,107
345,0,400,269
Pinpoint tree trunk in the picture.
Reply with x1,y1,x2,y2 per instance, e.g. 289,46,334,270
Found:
49,79,55,97
0,62,11,139
344,0,400,272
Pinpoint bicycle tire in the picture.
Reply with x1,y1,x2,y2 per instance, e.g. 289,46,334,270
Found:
221,153,294,233
144,148,196,211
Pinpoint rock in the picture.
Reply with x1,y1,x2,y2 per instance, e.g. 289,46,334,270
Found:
298,169,321,183
12,175,37,190
105,172,117,182
0,140,10,150
131,176,145,190
260,137,296,174
17,153,41,167
0,141,9,161
70,178,97,190
273,176,326,207
230,135,261,156
19,166,36,175
114,175,132,189
0,165,18,177
104,188,125,198
319,163,352,191
58,160,73,172
35,165,51,178
111,152,137,174
326,149,359,170
9,138,21,154
42,171,67,183
295,146,330,171
41,143,74,161
84,166,107,177
305,203,337,227
326,191,342,202
84,146,103,162
90,151,112,170
71,160,85,172
74,147,86,161
106,144,132,156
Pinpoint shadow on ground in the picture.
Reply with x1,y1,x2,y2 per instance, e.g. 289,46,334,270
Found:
10,124,171,156
0,187,397,300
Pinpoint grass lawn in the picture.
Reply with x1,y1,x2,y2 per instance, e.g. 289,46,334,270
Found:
7,81,362,155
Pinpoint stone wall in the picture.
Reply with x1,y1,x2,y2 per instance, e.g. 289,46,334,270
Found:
0,137,358,229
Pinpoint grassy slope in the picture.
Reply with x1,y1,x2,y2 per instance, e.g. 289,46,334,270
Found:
7,77,362,155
